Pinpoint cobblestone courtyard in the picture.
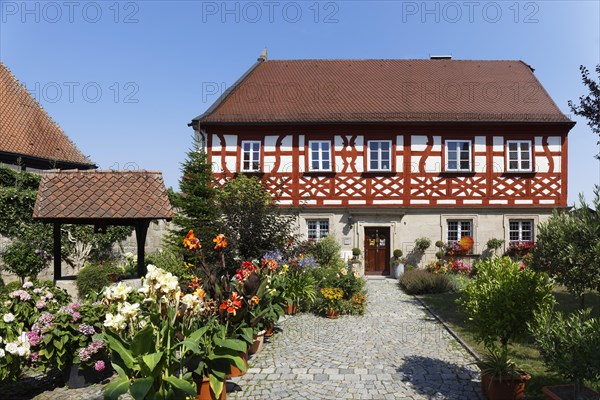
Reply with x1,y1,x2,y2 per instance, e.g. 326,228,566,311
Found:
8,278,482,399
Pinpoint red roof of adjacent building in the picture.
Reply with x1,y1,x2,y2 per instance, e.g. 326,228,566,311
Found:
33,170,173,220
0,62,95,167
195,59,572,124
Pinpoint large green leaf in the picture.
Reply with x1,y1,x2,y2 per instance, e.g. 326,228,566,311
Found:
142,351,164,374
163,375,197,397
103,376,131,400
131,325,155,357
130,377,154,400
104,332,136,370
188,325,211,342
213,337,247,352
209,374,224,398
177,339,200,354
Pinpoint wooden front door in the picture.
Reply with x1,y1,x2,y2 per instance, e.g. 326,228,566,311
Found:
364,227,390,275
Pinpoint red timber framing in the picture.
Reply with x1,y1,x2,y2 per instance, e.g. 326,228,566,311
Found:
204,123,570,209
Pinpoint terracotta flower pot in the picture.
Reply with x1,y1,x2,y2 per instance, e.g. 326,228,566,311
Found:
284,303,297,315
542,385,600,400
325,309,339,319
196,376,226,400
226,350,248,378
248,330,266,355
481,373,531,400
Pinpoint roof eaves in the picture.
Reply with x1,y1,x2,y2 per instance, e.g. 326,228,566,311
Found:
190,58,266,126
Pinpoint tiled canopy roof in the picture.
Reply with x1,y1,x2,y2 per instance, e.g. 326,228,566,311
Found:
33,170,173,220
0,62,95,167
196,59,572,124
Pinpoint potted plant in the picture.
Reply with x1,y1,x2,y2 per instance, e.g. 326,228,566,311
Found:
486,238,505,256
319,288,344,319
477,346,531,400
458,257,555,400
283,262,317,314
529,309,600,400
391,249,405,279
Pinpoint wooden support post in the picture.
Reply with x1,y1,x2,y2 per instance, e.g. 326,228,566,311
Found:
53,222,61,281
135,220,150,278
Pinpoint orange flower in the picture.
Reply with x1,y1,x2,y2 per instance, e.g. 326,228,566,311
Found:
219,292,242,316
459,235,474,251
249,295,260,306
183,230,201,250
213,234,228,251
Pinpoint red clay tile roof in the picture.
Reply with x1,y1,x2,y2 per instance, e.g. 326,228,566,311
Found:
33,170,173,220
196,59,572,124
0,62,95,167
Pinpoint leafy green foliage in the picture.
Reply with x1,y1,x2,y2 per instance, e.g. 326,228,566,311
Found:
167,145,219,255
62,225,134,264
393,249,403,258
458,257,555,348
486,238,505,251
568,64,600,159
477,346,519,378
530,309,600,388
76,262,122,299
217,175,296,260
313,235,342,268
145,249,188,281
531,190,600,299
1,240,52,283
398,269,453,295
414,237,431,251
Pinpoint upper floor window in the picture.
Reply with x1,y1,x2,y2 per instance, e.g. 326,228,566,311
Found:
509,220,533,243
507,141,532,172
368,140,392,171
309,141,332,171
241,141,261,172
447,220,472,242
307,220,329,240
445,140,471,172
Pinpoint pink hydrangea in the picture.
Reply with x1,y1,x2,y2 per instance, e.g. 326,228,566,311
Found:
94,360,105,372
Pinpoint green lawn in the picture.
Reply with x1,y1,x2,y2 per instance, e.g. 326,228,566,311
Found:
419,288,600,400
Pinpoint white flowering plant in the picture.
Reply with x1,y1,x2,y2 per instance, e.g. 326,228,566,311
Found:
102,265,248,400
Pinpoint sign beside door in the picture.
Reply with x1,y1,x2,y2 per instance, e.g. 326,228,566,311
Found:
364,227,390,275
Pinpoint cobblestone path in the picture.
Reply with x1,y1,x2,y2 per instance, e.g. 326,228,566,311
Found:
229,278,483,399
7,278,482,399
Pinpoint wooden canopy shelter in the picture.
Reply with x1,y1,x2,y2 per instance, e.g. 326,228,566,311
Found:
32,170,174,279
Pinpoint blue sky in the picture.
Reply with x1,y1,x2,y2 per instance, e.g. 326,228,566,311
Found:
1,0,599,204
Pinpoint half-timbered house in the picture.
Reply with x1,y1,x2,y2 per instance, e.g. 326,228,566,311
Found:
191,53,575,275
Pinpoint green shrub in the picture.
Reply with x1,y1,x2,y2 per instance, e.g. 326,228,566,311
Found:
405,264,416,271
145,249,187,280
352,248,361,256
1,240,52,283
76,262,121,299
447,274,470,292
393,249,403,258
435,240,445,248
486,238,505,251
398,269,453,295
530,309,600,389
414,237,431,252
314,235,341,267
458,256,555,347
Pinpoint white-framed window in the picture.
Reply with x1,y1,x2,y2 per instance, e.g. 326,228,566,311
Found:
445,140,472,171
447,220,472,242
367,140,392,171
241,141,261,172
507,140,532,172
307,220,329,240
509,220,533,242
308,141,332,171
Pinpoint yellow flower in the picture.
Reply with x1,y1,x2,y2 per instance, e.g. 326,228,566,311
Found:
213,234,228,251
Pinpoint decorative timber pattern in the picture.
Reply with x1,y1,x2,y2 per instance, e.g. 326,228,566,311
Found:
207,132,567,208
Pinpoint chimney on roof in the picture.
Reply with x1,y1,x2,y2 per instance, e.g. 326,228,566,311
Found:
430,55,452,60
258,48,268,61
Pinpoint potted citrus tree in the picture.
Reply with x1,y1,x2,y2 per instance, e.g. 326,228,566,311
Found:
529,309,600,400
458,257,555,400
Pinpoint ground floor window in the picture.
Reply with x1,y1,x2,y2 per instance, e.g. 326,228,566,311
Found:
307,220,329,240
509,220,533,242
447,220,472,242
